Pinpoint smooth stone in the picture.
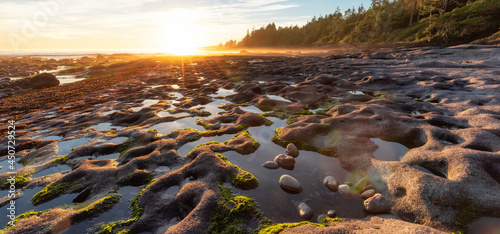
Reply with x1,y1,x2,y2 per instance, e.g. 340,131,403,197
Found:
323,176,339,192
279,175,302,194
327,210,336,217
274,154,296,168
364,193,392,213
338,184,351,198
355,177,369,193
298,202,313,219
262,161,279,169
362,184,375,193
361,189,377,199
317,214,328,222
286,143,299,157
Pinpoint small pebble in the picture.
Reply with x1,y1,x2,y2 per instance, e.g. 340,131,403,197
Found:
338,184,351,197
262,161,279,169
361,189,377,199
286,143,299,157
327,210,336,217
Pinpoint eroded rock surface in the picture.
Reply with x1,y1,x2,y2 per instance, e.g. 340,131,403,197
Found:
0,46,499,233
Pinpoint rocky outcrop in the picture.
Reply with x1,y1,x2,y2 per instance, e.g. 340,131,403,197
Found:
30,73,60,89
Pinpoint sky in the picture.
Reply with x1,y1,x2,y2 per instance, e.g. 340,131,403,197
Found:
0,0,370,52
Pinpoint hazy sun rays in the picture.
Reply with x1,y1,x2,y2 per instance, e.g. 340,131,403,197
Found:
159,8,204,55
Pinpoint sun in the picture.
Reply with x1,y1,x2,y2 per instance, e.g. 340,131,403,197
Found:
159,9,203,55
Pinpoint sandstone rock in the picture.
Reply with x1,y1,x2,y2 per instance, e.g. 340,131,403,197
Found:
279,175,302,194
286,143,299,157
364,193,392,213
327,210,336,217
361,189,376,200
274,154,295,169
323,176,339,192
262,161,279,169
338,184,351,198
298,202,313,219
30,73,59,89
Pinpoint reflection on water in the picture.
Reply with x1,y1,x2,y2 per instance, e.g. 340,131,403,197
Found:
130,99,159,112
0,186,76,228
88,122,125,131
221,118,365,222
60,186,141,234
177,134,234,157
57,138,92,155
148,117,205,135
371,138,409,161
0,158,23,174
41,135,63,141
32,164,72,178
467,217,500,234
267,95,293,103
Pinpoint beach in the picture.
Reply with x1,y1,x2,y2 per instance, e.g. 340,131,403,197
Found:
1,45,500,233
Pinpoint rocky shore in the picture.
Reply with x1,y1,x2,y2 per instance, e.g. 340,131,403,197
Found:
0,45,499,233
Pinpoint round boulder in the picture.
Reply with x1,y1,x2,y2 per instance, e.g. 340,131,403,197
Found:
262,161,279,169
279,175,302,194
364,193,392,213
30,73,59,89
323,176,339,192
298,202,313,219
286,143,299,157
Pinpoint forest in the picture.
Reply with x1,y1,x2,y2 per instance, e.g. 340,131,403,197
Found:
219,0,500,48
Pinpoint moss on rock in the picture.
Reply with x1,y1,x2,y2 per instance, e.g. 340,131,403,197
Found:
31,182,77,205
208,184,260,234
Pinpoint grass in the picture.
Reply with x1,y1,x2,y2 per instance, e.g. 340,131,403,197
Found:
31,182,77,205
216,154,259,190
257,218,344,234
208,183,259,234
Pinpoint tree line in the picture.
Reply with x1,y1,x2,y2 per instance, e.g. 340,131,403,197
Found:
218,0,500,48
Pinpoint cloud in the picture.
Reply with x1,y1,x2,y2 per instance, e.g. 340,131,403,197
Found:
0,0,302,49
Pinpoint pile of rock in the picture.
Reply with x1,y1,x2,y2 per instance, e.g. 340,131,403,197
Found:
262,142,392,221
323,174,392,214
